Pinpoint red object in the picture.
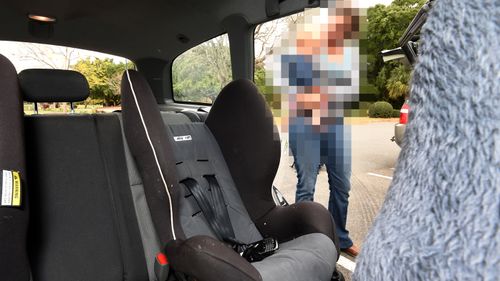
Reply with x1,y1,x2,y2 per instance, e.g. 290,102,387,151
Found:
156,252,168,265
399,101,410,124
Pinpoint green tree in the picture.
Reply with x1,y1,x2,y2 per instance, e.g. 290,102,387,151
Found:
386,64,411,99
254,63,267,95
367,0,425,105
172,35,232,103
72,58,128,106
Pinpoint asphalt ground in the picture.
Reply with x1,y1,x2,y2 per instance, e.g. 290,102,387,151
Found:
273,118,401,280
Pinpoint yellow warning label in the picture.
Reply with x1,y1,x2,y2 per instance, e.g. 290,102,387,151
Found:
12,171,21,207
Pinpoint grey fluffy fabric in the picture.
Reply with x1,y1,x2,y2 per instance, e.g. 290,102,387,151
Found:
353,0,500,280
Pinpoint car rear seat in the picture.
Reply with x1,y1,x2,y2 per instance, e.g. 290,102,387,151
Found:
0,54,30,281
18,69,149,281
5,62,337,281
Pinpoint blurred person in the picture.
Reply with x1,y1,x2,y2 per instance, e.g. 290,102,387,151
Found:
271,0,361,256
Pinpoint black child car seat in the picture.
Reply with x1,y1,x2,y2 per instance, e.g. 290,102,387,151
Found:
121,71,341,281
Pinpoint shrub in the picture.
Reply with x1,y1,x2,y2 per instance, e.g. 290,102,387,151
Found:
392,109,401,118
369,101,394,118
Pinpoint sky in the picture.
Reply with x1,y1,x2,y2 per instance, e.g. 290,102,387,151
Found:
0,0,394,72
359,0,393,7
0,41,127,72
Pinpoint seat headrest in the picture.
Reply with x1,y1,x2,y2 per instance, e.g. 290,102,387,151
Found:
18,69,89,102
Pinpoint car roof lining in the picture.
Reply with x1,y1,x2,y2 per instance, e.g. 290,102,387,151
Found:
0,0,315,62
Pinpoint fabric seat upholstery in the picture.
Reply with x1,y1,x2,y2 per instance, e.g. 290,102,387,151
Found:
121,70,339,281
0,54,30,281
117,111,192,280
19,69,148,281
120,112,338,281
165,122,263,243
252,233,336,281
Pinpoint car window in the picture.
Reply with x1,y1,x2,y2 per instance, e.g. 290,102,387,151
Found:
254,12,302,98
172,34,232,104
0,41,132,114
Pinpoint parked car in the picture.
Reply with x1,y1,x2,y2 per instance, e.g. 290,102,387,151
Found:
383,1,435,147
392,99,410,146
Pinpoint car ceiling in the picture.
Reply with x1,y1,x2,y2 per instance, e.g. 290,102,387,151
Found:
0,0,313,62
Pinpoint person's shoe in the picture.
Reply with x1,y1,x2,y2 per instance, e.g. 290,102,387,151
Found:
341,245,359,257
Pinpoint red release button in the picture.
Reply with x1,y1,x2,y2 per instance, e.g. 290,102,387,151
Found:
156,252,168,265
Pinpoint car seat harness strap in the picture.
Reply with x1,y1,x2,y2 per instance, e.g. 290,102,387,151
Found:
181,175,278,262
181,176,236,242
168,124,278,262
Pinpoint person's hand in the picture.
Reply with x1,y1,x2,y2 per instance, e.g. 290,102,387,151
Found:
296,92,332,126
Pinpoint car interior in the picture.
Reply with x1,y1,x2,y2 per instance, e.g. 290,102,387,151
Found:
1,0,498,281
0,0,348,281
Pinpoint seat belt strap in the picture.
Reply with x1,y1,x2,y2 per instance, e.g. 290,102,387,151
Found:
181,177,235,242
204,175,236,240
181,176,279,262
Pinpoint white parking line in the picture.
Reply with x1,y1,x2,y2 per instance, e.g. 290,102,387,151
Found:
367,172,393,180
337,255,356,272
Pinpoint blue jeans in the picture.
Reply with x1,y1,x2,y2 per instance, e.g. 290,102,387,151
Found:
290,124,353,249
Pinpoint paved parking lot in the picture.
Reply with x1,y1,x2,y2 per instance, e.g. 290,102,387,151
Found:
273,118,401,279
